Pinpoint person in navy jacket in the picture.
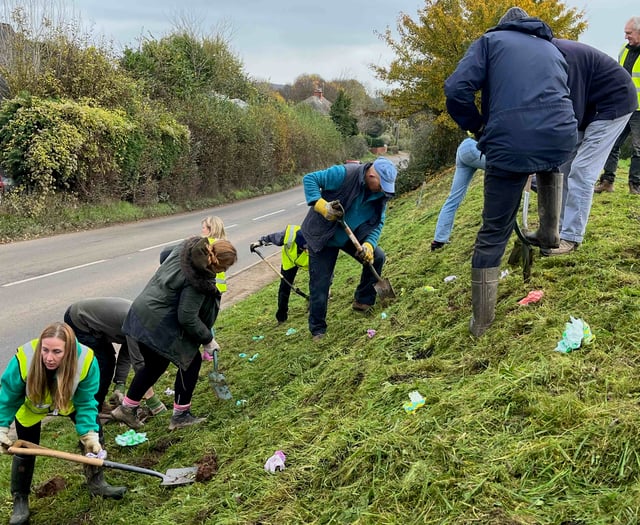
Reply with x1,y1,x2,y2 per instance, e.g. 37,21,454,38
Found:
444,7,577,336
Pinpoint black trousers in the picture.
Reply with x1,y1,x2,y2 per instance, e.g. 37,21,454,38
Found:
126,341,202,407
472,167,530,268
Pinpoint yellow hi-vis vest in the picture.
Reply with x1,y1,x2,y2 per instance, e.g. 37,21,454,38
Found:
14,339,94,427
619,46,640,110
281,225,309,271
207,237,227,293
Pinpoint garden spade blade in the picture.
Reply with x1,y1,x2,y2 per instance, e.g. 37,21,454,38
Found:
208,350,232,400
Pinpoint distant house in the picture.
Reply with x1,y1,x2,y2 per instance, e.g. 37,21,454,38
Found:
299,87,332,115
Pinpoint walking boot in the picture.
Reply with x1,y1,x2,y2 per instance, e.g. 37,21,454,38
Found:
10,455,34,525
594,179,614,193
629,182,640,195
84,465,127,499
111,404,144,429
469,267,500,337
524,170,562,249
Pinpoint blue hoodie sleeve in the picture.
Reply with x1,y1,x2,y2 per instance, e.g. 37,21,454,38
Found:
444,37,487,133
302,165,347,205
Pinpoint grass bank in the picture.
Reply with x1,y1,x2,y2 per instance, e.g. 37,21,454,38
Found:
2,162,640,524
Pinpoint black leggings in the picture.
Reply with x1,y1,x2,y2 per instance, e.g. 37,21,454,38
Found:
125,342,202,407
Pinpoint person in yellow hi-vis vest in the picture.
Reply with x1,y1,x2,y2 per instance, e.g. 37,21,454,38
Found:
250,225,309,324
0,322,126,525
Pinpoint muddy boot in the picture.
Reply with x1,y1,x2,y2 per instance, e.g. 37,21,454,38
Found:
524,170,563,249
84,465,127,499
10,455,34,525
111,404,144,429
469,267,500,337
594,178,614,193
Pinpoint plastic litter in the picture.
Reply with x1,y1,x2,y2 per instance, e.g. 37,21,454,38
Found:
248,353,259,362
500,269,510,280
115,429,148,447
403,391,426,414
164,388,174,395
285,328,297,336
367,329,376,338
264,450,286,473
380,312,388,320
86,450,107,460
555,316,594,353
518,290,544,305
252,335,265,341
236,399,247,406
444,275,457,283
238,353,247,358
423,285,436,292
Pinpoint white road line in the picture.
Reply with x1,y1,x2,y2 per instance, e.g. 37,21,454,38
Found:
252,209,285,221
296,201,307,206
226,224,238,229
2,260,108,287
139,239,185,252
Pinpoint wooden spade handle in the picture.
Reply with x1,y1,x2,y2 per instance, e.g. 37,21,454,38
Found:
338,219,384,282
7,439,103,467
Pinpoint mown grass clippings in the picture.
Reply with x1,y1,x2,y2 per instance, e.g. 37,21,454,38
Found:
3,161,640,524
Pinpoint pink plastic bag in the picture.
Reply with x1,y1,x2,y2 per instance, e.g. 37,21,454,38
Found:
518,290,544,305
264,450,286,473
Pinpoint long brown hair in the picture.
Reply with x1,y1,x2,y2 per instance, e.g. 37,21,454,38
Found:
209,239,237,272
27,322,78,411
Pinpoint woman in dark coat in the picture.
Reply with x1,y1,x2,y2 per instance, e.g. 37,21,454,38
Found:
112,237,237,430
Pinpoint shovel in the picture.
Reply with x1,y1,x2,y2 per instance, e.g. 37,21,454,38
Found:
252,247,309,301
7,440,198,486
208,350,233,400
337,218,396,300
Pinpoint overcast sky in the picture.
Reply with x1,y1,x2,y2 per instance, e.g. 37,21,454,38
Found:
67,0,638,93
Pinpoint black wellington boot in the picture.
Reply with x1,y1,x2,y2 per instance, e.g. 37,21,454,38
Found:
84,465,127,499
10,455,34,525
469,267,500,337
524,170,563,249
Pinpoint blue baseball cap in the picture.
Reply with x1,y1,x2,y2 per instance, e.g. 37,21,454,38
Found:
373,157,398,194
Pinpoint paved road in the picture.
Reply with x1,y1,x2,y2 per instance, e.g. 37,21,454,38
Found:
0,187,310,371
0,153,409,371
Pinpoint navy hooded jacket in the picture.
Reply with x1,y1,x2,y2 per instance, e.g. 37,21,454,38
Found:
552,38,638,131
444,17,577,173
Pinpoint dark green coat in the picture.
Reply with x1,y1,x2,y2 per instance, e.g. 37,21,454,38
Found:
122,237,219,370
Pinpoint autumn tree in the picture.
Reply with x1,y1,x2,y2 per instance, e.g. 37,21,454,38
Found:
375,0,586,124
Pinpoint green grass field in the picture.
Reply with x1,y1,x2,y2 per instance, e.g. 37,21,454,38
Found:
2,162,640,524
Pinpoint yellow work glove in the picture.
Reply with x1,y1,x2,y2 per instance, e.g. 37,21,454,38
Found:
358,242,374,264
313,198,343,221
0,426,13,454
80,431,102,455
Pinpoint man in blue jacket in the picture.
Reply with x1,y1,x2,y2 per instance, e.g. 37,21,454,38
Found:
533,38,637,256
444,7,577,336
300,157,397,341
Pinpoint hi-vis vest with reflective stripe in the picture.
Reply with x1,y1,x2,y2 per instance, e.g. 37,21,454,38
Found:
14,339,94,427
206,237,227,293
619,46,640,110
282,225,309,271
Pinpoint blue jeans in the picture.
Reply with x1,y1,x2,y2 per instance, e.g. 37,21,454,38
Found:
472,167,530,268
601,111,640,184
434,138,485,243
308,242,385,336
560,113,632,243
